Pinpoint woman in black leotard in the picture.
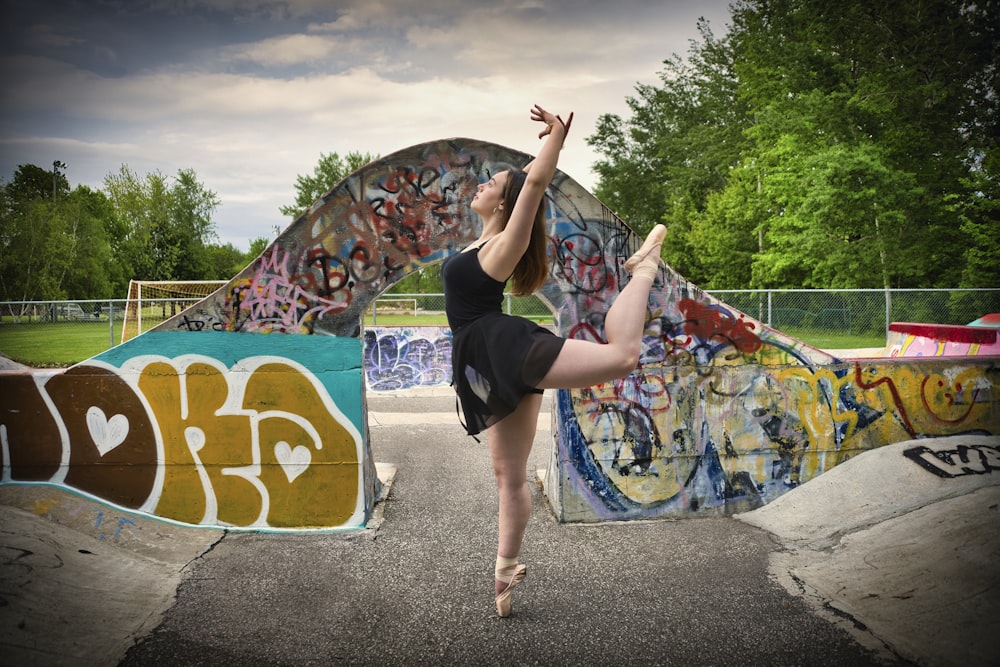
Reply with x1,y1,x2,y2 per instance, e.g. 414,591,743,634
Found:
442,104,666,617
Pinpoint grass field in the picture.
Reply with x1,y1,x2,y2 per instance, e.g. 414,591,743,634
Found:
0,321,122,366
0,318,886,368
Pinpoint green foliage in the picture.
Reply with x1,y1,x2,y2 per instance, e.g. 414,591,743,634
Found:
387,264,443,294
953,146,1000,289
246,236,270,259
170,168,221,279
2,149,380,301
206,242,249,280
279,150,378,220
103,165,220,286
588,17,749,283
1,161,239,300
57,186,114,300
0,166,113,301
588,0,999,290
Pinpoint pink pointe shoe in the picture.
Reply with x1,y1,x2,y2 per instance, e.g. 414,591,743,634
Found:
495,563,527,618
623,224,667,274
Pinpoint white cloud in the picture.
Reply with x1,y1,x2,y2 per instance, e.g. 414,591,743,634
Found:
1,0,733,250
221,33,345,67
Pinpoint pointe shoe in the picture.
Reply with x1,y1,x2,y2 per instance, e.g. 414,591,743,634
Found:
623,224,667,273
495,563,527,618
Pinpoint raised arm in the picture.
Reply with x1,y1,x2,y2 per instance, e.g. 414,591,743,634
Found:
479,105,573,279
521,106,573,175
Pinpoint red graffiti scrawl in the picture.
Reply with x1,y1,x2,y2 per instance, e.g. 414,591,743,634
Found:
679,298,762,354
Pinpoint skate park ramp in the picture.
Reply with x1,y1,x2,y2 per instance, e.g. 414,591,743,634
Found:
1,137,998,533
737,433,1000,665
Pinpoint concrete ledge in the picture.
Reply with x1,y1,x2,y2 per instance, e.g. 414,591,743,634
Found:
889,322,997,345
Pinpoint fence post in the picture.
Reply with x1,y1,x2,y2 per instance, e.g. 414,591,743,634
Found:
107,299,114,348
767,290,773,327
885,287,891,337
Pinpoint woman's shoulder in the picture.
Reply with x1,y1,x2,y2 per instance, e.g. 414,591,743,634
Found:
476,235,520,282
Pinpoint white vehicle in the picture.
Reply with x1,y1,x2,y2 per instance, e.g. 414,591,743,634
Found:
55,303,88,320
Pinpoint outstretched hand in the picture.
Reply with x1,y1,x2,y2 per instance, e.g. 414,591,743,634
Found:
531,104,573,141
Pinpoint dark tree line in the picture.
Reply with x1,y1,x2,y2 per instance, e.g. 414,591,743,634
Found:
0,163,266,302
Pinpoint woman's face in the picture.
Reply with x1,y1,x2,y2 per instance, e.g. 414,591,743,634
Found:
471,170,508,217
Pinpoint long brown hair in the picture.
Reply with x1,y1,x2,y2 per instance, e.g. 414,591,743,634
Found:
501,169,549,295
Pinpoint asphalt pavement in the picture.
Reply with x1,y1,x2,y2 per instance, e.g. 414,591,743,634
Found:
2,388,997,666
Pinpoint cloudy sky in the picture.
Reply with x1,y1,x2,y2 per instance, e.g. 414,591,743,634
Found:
1,0,732,250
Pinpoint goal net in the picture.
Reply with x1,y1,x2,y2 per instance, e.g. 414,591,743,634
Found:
121,280,227,343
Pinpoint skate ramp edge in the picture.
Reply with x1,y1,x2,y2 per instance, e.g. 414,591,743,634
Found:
735,434,1000,665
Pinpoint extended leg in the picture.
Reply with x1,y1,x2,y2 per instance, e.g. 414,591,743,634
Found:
538,224,666,389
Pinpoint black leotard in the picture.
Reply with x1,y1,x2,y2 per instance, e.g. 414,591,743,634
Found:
442,245,564,436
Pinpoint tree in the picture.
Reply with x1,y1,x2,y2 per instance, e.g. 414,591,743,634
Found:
588,0,998,290
170,168,221,279
954,146,1000,289
587,17,749,284
0,165,110,302
56,186,114,300
751,142,923,289
280,151,378,219
733,0,993,288
104,165,220,284
245,235,270,259
205,241,249,280
103,165,159,284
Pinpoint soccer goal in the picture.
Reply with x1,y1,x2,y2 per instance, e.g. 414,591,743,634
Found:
121,280,227,343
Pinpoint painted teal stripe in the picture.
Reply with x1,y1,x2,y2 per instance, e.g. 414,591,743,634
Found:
93,331,364,432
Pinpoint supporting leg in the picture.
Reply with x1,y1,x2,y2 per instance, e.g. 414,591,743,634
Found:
486,392,542,605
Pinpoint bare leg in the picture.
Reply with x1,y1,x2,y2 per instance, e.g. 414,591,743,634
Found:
487,391,542,595
538,224,666,389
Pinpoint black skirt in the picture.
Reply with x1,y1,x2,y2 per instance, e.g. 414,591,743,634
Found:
451,312,565,436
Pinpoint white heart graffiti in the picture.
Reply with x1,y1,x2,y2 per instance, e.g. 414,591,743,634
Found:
275,441,311,483
86,406,130,456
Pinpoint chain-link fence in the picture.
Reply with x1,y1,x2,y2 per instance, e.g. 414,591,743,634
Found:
713,288,1000,335
366,293,552,325
376,288,1000,336
2,289,998,366
0,298,201,367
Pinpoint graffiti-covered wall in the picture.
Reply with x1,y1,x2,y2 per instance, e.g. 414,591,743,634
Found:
546,351,998,522
364,326,452,391
2,138,998,528
531,176,997,520
1,333,368,528
1,140,527,530
887,322,1000,357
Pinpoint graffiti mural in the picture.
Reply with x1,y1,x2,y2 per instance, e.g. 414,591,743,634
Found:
363,326,452,391
904,442,1000,478
2,139,998,528
2,333,370,529
887,322,1000,357
162,141,530,338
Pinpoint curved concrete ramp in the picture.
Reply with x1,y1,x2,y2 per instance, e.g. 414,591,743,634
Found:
2,138,999,530
737,434,1000,665
0,484,225,665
